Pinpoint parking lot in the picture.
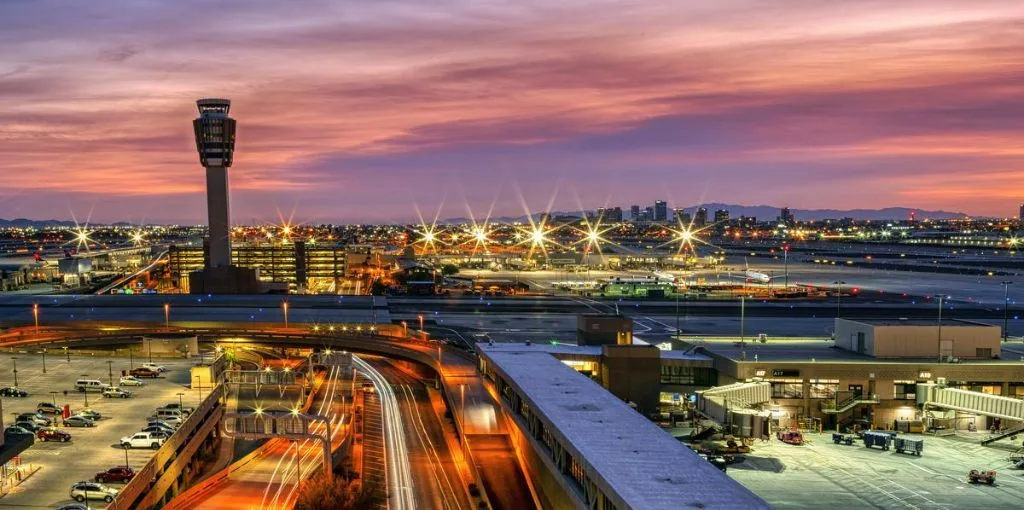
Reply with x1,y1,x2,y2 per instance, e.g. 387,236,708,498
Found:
729,431,1024,508
0,354,201,508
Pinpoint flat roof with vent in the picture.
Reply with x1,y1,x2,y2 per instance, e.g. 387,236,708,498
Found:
478,343,769,509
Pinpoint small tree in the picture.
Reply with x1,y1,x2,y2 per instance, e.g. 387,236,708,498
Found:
294,475,384,510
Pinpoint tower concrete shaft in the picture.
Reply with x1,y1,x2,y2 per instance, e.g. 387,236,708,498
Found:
193,99,236,269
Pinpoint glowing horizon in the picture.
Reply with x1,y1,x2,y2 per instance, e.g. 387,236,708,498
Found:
2,1,1023,223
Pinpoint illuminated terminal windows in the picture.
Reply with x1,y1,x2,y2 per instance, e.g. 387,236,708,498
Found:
168,240,347,292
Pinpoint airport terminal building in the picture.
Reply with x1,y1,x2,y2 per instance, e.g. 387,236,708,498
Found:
686,318,1024,430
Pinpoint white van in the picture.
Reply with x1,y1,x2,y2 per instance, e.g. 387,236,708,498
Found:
149,408,184,424
76,380,109,393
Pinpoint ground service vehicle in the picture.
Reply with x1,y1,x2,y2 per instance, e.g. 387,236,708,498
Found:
968,469,996,485
776,429,804,445
832,433,857,445
894,437,923,456
863,431,893,450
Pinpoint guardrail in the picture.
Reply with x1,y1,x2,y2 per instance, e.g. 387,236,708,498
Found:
112,383,224,509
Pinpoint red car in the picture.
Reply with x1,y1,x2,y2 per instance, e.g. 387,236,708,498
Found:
129,367,159,378
95,466,135,483
36,427,71,442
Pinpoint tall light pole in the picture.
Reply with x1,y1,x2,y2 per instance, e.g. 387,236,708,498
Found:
177,392,185,411
49,391,57,408
739,295,746,345
10,357,17,388
164,303,170,329
1001,281,1013,342
64,344,70,363
418,314,425,336
129,347,134,370
783,244,790,288
282,301,289,329
833,281,846,318
107,360,114,387
41,348,46,374
82,374,90,407
32,304,39,335
937,295,944,362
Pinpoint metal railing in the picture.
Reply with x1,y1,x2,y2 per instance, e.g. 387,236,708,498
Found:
111,383,224,509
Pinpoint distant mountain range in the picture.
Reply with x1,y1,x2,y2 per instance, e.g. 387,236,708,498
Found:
440,204,968,224
0,218,135,228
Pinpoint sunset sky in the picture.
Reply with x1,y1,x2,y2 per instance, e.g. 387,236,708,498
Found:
2,0,1023,223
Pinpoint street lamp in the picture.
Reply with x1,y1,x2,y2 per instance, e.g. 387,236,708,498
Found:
64,344,70,363
49,391,57,408
164,303,170,329
107,360,114,387
10,357,17,388
129,346,134,370
1001,281,1013,342
82,374,90,407
418,314,425,335
282,301,289,328
32,304,39,335
833,281,846,318
176,392,185,412
783,244,790,288
41,348,46,374
123,444,130,469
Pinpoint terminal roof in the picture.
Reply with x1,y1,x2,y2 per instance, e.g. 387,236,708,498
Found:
846,318,995,327
481,341,712,362
478,343,769,509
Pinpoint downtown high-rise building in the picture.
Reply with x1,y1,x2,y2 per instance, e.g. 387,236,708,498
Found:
714,209,730,224
630,205,641,221
1019,203,1024,221
694,207,708,227
779,207,795,225
654,200,668,222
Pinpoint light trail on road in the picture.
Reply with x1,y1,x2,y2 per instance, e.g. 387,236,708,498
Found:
354,355,416,510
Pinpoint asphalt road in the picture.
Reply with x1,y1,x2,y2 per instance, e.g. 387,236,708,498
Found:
0,355,197,509
368,359,473,510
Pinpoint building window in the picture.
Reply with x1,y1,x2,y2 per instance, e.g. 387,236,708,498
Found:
771,379,803,399
808,379,839,399
660,365,716,386
568,456,585,491
893,380,917,400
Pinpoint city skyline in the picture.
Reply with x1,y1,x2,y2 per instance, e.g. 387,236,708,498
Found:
2,1,1024,223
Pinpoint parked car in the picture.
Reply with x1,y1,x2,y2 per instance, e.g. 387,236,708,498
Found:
17,412,51,426
149,408,184,424
37,402,61,414
55,504,90,510
103,387,132,399
15,421,42,432
69,481,118,503
4,425,34,436
76,409,102,421
146,420,178,432
119,375,144,387
94,466,135,483
140,424,175,436
37,427,71,442
141,363,167,373
63,416,96,428
129,367,159,378
159,403,194,415
120,432,165,449
0,386,28,397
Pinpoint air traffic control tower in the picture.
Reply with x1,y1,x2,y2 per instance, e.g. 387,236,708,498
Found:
188,98,258,293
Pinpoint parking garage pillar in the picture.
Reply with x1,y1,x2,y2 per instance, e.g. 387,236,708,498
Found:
802,380,811,419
